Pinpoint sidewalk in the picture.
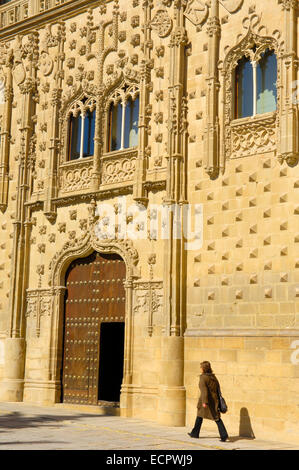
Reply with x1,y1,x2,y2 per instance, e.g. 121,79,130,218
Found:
0,402,297,450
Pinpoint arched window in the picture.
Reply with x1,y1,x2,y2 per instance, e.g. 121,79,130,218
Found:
124,96,139,148
235,56,253,118
67,99,96,160
107,88,139,152
235,49,277,119
256,49,277,114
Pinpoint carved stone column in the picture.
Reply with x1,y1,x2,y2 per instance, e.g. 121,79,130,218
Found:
203,0,221,177
158,336,185,426
48,286,66,391
133,0,152,205
0,49,13,213
120,279,134,417
92,2,119,191
279,0,298,165
0,338,26,401
157,1,187,427
44,23,65,222
0,33,39,403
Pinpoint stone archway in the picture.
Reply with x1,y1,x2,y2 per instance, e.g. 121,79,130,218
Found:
46,231,139,408
62,250,126,405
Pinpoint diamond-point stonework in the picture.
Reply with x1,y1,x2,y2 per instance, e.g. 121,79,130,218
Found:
0,0,298,447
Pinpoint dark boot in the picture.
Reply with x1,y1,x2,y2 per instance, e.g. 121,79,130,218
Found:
216,419,229,441
188,416,203,438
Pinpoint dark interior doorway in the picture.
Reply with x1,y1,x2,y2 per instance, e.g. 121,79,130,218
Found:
98,322,125,402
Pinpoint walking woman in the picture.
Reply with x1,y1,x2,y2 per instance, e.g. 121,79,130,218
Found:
188,361,229,442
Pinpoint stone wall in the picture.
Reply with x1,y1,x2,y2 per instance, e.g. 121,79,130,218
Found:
185,334,299,445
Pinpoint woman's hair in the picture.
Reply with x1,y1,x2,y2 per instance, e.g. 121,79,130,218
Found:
200,361,213,374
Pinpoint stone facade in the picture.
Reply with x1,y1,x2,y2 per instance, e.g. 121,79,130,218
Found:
0,0,298,445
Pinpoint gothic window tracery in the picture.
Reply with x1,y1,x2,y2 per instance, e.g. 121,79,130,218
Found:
223,31,280,160
234,48,277,119
67,97,96,161
107,84,139,153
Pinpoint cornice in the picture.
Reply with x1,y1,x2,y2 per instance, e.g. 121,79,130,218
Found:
185,328,299,337
0,0,113,41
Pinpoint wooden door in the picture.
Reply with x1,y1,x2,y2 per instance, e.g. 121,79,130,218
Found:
62,251,126,405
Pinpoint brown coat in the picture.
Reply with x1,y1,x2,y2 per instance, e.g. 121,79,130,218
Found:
197,373,221,421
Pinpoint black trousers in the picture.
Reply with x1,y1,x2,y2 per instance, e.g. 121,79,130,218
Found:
190,416,228,440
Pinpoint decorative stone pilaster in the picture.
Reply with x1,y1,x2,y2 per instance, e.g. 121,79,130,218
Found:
120,279,134,417
0,48,13,213
204,0,221,177
44,23,66,222
8,32,39,343
278,0,299,165
158,1,187,427
133,0,153,205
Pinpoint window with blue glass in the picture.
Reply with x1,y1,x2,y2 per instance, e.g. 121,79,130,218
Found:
68,104,96,160
235,56,253,119
256,49,277,114
108,94,139,152
235,49,277,119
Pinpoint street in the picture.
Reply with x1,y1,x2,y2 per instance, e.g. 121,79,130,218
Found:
0,402,297,451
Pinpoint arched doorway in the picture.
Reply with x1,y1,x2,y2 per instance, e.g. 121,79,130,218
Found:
61,251,126,405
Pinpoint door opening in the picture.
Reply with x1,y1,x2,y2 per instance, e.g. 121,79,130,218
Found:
98,322,125,402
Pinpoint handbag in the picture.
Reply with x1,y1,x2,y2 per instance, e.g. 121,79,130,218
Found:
218,386,228,414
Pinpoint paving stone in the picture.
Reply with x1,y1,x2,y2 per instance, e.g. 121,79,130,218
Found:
0,403,297,451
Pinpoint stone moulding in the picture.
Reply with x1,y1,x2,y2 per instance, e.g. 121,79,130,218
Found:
52,185,134,207
184,328,299,337
46,229,139,387
0,0,101,39
49,231,140,288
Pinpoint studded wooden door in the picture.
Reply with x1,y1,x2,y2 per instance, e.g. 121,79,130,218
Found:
62,251,126,405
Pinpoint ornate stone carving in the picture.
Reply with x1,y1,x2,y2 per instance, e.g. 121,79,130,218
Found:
102,150,137,185
184,0,209,27
49,228,140,287
221,0,244,13
222,29,281,162
26,289,52,338
184,0,243,27
59,158,93,194
278,0,298,10
133,280,163,336
150,9,173,38
231,115,276,158
39,52,53,76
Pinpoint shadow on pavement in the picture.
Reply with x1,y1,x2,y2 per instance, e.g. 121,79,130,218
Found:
0,411,107,431
228,436,256,443
0,440,68,446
